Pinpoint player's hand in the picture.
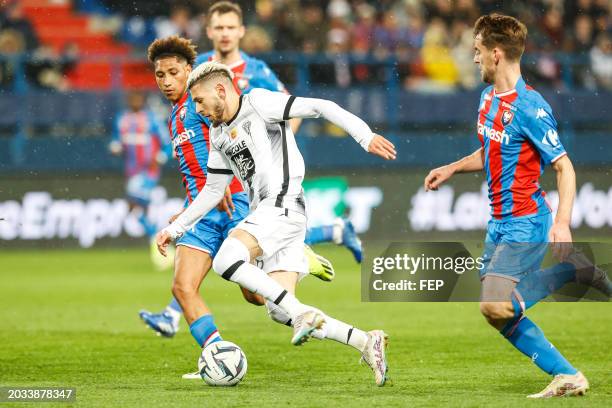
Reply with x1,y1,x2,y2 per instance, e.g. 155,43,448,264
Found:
216,187,235,219
368,134,396,160
168,209,185,224
549,221,573,261
424,165,454,191
109,141,123,156
156,230,172,257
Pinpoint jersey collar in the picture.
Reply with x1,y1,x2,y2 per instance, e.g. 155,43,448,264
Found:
225,94,244,126
494,76,525,98
172,92,189,111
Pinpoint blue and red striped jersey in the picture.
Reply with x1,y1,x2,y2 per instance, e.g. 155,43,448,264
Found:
195,51,287,94
477,77,567,220
168,92,243,203
113,109,170,178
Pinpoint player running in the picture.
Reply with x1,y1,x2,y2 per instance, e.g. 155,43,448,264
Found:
139,37,342,376
424,14,611,398
109,89,172,269
156,61,396,386
140,1,361,338
198,1,362,263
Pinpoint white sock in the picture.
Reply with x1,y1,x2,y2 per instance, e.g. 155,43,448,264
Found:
320,316,368,351
164,306,181,325
332,218,344,244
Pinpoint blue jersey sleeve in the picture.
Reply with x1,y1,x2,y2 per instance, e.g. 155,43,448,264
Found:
518,100,566,165
251,60,287,93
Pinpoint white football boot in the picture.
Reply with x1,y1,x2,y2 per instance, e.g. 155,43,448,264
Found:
527,371,589,398
291,310,325,346
360,330,389,386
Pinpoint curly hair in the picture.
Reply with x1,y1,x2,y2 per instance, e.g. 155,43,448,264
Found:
474,14,527,61
147,35,197,66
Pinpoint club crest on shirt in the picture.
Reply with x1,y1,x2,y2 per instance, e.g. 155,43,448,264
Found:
242,120,251,138
179,106,187,121
501,110,514,126
237,78,250,90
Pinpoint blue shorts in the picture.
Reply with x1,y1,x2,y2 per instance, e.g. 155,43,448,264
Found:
126,173,159,207
176,193,250,257
479,213,552,282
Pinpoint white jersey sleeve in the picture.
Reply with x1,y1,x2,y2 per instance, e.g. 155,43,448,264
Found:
162,144,234,239
248,88,374,151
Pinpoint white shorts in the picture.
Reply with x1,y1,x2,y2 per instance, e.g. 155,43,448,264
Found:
235,205,308,277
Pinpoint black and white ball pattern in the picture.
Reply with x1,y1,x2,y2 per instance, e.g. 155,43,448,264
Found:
198,341,247,386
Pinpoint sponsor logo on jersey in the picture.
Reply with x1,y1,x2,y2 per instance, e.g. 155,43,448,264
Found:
477,122,510,145
226,140,255,180
501,101,517,111
536,108,548,119
172,128,195,149
501,110,514,126
542,129,560,147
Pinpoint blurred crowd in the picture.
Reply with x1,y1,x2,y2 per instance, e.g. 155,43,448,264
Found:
0,1,77,90
1,0,611,91
112,0,612,91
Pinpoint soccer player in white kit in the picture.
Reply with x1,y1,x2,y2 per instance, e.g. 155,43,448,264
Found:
156,61,396,386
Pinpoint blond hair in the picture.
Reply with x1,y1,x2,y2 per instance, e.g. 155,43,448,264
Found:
186,61,234,89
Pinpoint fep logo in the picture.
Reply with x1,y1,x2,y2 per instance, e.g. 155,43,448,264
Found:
542,129,560,147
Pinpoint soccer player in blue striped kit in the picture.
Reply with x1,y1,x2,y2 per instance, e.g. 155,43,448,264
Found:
425,13,611,398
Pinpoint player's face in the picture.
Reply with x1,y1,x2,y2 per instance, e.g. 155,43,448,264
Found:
473,34,496,84
127,91,145,111
154,56,192,104
207,12,245,56
191,81,226,127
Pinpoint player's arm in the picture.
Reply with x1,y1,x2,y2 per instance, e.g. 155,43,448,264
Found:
250,89,396,160
156,149,233,256
424,148,484,191
549,154,575,255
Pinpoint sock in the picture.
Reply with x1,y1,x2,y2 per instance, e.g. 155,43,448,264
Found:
189,314,222,348
213,237,307,319
319,316,368,351
501,316,577,376
515,262,576,310
224,260,305,318
165,298,182,325
305,225,335,245
137,210,156,237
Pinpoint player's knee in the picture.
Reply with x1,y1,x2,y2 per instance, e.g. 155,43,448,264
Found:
212,237,250,279
479,301,514,326
241,287,265,306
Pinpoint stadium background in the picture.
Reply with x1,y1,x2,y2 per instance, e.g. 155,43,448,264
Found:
1,0,611,247
1,1,611,407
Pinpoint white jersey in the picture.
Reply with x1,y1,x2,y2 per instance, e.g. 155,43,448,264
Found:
207,89,306,214
164,87,375,239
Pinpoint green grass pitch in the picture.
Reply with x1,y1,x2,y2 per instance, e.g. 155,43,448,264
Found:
1,246,610,407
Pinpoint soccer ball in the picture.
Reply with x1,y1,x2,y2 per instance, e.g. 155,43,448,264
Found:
198,341,247,386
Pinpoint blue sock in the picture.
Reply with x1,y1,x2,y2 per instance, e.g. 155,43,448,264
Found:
305,225,335,245
139,212,156,237
501,316,577,376
189,314,222,348
515,262,576,310
166,297,182,313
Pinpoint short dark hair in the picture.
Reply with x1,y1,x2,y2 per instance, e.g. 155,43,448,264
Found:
206,1,243,25
474,14,527,61
147,35,197,66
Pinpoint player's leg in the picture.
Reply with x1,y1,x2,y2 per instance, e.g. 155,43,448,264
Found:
305,217,362,263
259,245,388,386
480,275,587,397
